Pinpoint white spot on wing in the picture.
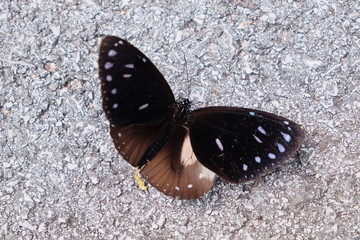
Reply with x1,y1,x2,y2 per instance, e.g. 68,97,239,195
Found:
125,63,134,68
277,143,286,153
104,62,113,69
118,133,122,137
123,74,132,78
108,49,117,57
243,164,248,171
281,132,291,142
111,88,117,94
258,126,267,135
118,40,124,45
142,58,147,62
138,103,149,110
215,138,224,151
255,156,261,163
283,121,289,125
268,153,276,159
253,134,263,143
175,186,180,191
112,103,118,109
249,111,255,116
106,75,112,81
187,184,193,188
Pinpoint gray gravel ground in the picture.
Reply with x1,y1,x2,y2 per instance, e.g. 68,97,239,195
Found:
1,0,359,239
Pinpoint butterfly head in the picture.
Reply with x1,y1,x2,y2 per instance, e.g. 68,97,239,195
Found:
173,98,191,125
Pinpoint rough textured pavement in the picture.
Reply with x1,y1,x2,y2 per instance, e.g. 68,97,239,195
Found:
0,0,359,239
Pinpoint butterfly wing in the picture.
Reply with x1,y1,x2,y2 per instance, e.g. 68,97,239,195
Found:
188,107,304,183
140,125,216,199
99,36,175,166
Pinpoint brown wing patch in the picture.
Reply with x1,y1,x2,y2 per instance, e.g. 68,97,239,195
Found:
140,126,216,200
110,124,164,167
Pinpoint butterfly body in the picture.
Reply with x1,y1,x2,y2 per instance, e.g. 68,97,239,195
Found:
99,36,304,199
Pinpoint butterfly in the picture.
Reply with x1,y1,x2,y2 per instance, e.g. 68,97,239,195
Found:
98,36,305,200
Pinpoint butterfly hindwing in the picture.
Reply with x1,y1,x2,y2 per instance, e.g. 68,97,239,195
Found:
109,124,166,166
188,107,304,183
140,125,216,199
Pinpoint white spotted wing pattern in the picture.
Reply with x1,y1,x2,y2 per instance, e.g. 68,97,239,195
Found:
99,36,305,199
188,107,304,183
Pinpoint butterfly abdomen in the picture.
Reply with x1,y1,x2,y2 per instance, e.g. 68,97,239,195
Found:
137,121,177,168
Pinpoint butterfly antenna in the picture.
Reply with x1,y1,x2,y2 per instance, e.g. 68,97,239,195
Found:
183,54,191,99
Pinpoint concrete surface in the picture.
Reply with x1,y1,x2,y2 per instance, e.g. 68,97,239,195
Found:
0,0,359,239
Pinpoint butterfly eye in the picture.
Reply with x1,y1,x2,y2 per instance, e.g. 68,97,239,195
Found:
99,36,304,199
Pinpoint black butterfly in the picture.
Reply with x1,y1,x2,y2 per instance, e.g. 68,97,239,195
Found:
99,36,305,199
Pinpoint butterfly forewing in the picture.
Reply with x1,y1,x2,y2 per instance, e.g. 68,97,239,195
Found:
99,36,175,127
99,36,176,166
188,107,304,183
